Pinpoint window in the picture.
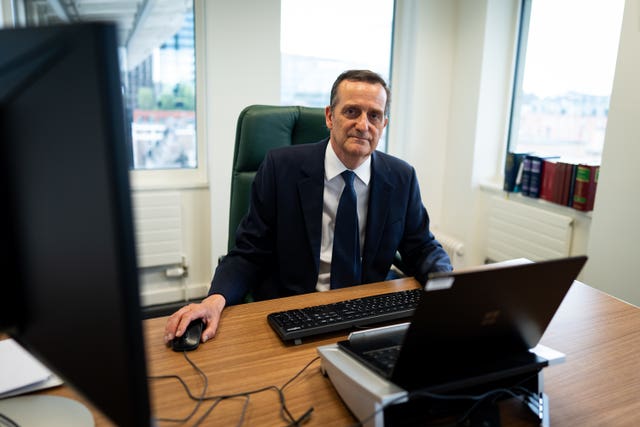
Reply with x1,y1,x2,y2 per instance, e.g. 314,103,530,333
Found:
127,10,196,170
508,0,624,164
9,0,198,172
280,0,395,109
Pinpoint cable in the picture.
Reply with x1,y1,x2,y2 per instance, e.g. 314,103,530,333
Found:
149,352,320,426
149,350,208,423
282,356,320,390
0,413,19,427
351,368,543,427
280,356,319,426
191,397,223,427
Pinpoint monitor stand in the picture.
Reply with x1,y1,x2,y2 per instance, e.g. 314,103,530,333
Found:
0,395,93,426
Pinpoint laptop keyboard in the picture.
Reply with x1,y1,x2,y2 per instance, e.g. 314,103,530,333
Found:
364,345,402,372
267,288,422,343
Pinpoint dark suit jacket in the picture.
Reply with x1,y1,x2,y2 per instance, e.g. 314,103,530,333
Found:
211,138,452,305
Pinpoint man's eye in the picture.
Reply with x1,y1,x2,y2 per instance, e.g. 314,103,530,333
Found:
369,113,382,122
344,108,359,118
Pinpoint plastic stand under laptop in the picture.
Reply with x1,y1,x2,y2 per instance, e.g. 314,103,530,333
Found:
318,325,565,427
316,256,587,426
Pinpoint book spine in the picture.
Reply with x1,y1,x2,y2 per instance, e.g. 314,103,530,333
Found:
520,156,533,196
539,160,556,202
503,152,525,192
572,165,599,211
503,152,517,191
527,156,543,198
552,162,565,204
566,164,578,207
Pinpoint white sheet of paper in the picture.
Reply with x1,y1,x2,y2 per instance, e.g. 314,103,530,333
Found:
0,338,62,397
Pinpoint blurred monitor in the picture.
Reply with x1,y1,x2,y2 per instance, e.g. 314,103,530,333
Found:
0,22,151,426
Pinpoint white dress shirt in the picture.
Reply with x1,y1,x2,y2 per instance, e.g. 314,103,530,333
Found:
316,141,371,291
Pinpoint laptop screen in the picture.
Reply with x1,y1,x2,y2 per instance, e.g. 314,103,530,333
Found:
339,256,588,391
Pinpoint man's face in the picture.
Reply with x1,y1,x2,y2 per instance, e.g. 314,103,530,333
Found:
325,80,388,169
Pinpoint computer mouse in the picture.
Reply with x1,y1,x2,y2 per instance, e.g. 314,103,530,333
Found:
171,319,204,352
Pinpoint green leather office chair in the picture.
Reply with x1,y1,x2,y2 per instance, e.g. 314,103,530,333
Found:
227,104,330,251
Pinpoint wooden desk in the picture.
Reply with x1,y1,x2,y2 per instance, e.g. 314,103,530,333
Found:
39,278,640,426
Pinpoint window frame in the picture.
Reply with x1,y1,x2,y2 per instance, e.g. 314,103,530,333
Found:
505,0,532,155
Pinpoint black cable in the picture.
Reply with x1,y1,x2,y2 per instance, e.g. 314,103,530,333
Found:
351,368,544,427
235,396,250,427
346,393,408,427
0,413,19,427
282,356,320,390
149,353,320,426
191,397,223,427
285,406,314,426
454,388,523,425
149,350,208,423
279,356,319,425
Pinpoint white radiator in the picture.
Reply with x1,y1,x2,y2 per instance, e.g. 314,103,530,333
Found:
486,196,573,262
131,191,183,268
432,228,465,269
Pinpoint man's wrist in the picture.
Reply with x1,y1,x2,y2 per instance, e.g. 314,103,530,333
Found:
204,293,226,312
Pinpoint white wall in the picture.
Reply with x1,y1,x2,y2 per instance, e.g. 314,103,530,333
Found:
389,0,518,267
204,0,282,265
388,0,456,229
582,0,640,306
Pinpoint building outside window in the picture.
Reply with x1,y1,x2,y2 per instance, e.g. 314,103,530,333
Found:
280,0,395,145
508,0,625,165
10,0,197,172
126,11,197,170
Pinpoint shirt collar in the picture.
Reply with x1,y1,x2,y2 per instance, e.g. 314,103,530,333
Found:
325,139,371,185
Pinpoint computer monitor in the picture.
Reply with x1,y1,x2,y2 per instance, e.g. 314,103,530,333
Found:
0,23,151,426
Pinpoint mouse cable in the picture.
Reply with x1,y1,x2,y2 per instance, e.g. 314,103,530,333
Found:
185,353,319,426
195,353,319,426
150,352,319,426
190,396,226,427
148,350,209,423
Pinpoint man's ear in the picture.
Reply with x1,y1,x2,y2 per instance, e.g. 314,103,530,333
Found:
324,106,333,129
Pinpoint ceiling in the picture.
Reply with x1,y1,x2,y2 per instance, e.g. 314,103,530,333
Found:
24,0,191,68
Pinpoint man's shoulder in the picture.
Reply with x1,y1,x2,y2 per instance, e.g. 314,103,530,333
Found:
268,138,328,159
372,150,414,174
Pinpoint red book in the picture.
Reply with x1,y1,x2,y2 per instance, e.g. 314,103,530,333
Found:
560,162,577,206
539,159,557,202
555,162,569,205
572,164,600,211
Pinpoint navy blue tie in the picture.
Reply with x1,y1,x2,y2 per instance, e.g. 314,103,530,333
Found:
331,170,361,288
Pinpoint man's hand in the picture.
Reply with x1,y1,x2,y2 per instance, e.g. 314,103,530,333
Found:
164,294,226,345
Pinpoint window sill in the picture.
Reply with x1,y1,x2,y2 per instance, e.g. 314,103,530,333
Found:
479,180,593,220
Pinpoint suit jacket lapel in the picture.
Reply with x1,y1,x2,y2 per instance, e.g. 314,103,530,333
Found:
298,139,328,274
363,152,393,270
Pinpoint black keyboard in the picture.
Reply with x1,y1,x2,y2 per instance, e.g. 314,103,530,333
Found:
267,288,422,343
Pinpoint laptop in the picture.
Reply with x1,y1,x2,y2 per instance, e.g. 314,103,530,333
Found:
337,255,588,392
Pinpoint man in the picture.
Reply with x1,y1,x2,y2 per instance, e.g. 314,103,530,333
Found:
164,70,451,345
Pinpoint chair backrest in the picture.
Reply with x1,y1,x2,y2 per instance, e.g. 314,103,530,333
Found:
228,104,330,250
